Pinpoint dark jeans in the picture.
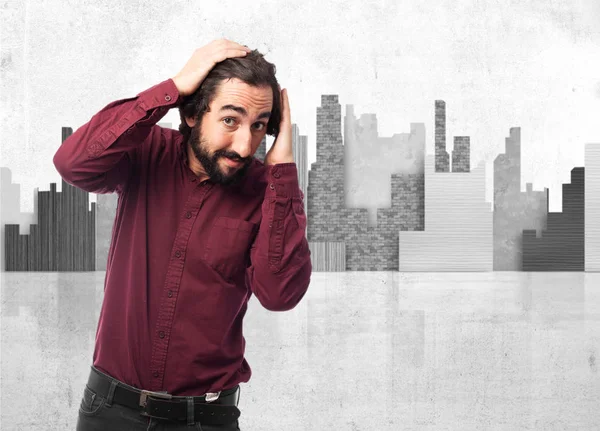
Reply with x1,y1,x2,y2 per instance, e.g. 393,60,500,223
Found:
76,380,241,431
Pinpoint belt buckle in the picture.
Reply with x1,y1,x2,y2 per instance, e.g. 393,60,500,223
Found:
205,391,221,403
139,389,173,413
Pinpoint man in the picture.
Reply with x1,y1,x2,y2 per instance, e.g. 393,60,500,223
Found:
53,39,312,430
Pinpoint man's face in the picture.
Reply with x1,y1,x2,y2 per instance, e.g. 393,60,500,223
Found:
188,78,273,185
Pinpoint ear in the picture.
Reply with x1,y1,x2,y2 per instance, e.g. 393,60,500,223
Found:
185,116,197,128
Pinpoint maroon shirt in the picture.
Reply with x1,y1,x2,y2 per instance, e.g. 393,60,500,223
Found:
53,78,312,396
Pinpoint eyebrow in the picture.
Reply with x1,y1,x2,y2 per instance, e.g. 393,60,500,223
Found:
219,104,271,120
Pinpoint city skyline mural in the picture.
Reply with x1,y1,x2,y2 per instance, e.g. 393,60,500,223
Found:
2,100,599,272
2,2,600,430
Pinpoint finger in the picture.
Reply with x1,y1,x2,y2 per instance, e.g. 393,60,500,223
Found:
209,39,251,56
221,39,252,52
214,49,250,63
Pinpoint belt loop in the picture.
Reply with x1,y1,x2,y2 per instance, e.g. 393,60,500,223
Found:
105,380,118,407
186,397,194,426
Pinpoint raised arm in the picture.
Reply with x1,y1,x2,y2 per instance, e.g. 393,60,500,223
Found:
245,88,312,311
53,39,252,194
53,79,180,194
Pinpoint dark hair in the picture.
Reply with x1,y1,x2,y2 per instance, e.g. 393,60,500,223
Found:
177,50,281,143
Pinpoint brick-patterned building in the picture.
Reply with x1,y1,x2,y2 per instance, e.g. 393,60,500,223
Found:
307,95,424,271
435,100,450,173
452,136,470,173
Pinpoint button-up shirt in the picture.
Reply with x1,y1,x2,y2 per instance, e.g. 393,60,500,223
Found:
53,78,312,396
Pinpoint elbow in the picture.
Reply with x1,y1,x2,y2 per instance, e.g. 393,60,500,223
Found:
52,149,108,194
259,290,308,312
53,142,77,182
53,151,69,179
258,274,311,312
251,251,312,312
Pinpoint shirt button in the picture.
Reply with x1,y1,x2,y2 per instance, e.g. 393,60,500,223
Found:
269,184,275,190
159,331,165,339
273,171,280,178
153,371,159,378
185,211,192,219
175,250,181,258
165,95,172,102
168,290,173,298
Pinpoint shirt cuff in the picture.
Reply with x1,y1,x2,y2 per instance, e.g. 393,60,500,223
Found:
265,163,303,199
136,78,182,111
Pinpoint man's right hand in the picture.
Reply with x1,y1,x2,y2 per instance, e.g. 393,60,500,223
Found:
172,39,251,97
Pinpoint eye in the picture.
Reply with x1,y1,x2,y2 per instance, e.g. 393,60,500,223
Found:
253,122,266,131
222,117,236,127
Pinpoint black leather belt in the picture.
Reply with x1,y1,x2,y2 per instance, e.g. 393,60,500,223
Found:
86,366,240,425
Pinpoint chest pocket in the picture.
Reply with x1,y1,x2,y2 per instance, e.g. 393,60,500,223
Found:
203,216,258,280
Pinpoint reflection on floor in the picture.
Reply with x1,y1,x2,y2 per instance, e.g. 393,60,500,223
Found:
1,271,599,430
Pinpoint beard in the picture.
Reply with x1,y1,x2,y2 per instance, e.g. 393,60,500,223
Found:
188,123,252,186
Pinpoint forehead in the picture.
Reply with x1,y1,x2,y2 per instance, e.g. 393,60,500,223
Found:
212,78,273,112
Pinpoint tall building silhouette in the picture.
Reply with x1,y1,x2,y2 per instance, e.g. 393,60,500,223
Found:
4,128,96,271
435,100,450,172
95,193,118,271
255,136,267,161
307,96,424,271
522,167,585,271
452,136,470,173
399,154,493,271
1,168,36,271
493,128,547,270
344,105,425,226
585,143,600,271
307,95,349,270
291,123,308,214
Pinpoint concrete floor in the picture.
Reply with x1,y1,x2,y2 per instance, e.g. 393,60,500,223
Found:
1,271,599,430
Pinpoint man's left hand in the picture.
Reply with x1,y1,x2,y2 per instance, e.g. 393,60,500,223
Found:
264,88,294,166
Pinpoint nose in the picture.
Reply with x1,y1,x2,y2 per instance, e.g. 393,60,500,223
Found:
232,128,253,159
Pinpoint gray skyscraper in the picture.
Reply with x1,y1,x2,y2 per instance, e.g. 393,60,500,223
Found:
255,136,267,161
585,143,600,271
1,168,36,271
452,136,470,173
522,167,584,271
435,100,450,172
291,123,308,210
493,127,547,270
95,193,118,271
399,155,492,271
308,96,424,271
307,95,350,270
